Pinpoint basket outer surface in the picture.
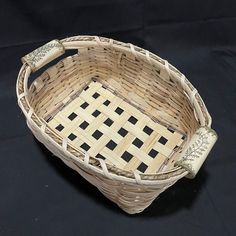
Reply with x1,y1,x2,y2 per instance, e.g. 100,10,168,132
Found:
16,36,217,214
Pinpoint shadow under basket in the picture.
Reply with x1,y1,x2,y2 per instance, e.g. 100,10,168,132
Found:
17,36,217,214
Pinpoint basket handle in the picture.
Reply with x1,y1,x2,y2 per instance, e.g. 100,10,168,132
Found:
21,39,65,73
175,126,217,178
17,39,66,117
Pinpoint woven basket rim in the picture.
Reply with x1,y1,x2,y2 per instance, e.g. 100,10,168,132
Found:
16,35,212,184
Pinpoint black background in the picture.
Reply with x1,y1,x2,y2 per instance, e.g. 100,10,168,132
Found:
0,0,236,235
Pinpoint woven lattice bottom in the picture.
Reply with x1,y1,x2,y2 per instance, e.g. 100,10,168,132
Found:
47,78,185,174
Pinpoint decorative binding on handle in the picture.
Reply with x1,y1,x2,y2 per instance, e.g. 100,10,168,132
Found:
21,39,65,72
176,126,217,179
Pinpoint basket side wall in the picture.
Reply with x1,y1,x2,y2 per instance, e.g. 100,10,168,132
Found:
29,47,200,138
27,118,180,214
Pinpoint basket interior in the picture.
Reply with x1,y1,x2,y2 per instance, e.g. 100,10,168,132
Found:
45,78,186,174
28,44,201,174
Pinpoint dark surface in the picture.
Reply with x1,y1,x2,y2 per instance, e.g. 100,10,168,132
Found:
0,0,236,235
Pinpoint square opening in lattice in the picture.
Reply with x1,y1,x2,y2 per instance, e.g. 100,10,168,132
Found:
68,112,77,121
118,128,128,137
56,124,64,132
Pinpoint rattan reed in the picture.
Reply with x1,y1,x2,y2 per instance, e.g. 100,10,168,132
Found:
16,36,217,214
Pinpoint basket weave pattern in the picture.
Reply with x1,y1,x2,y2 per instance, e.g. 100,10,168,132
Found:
17,36,216,214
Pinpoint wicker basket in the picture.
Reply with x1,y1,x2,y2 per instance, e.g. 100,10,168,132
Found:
16,36,217,214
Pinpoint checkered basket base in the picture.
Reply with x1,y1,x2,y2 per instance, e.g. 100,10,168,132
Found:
47,79,186,174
